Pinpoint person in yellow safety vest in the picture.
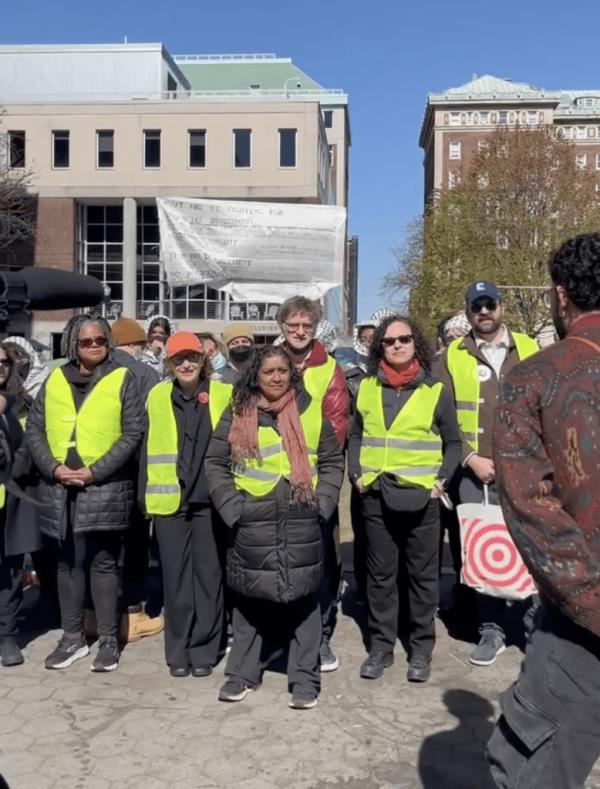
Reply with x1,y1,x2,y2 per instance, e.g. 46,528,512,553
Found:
26,316,145,674
141,332,232,678
205,345,344,709
348,315,462,684
435,281,539,669
276,295,349,674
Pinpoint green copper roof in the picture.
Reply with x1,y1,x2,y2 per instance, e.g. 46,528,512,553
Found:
175,56,323,92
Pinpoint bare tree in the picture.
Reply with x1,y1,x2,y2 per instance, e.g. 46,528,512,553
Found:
0,110,36,253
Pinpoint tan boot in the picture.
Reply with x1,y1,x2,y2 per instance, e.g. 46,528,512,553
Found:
120,609,164,644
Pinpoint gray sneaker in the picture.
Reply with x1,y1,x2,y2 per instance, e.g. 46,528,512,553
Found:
469,628,506,666
319,640,339,672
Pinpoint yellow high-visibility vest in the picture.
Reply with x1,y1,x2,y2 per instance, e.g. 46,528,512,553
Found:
357,377,444,490
303,355,336,404
145,380,233,516
446,332,538,451
44,367,127,466
233,398,322,498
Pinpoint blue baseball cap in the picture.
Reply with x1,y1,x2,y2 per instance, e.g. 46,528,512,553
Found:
465,281,502,308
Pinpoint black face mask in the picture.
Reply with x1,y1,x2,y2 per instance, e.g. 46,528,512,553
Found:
229,347,253,364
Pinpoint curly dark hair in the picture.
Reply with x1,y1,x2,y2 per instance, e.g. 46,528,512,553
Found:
367,315,432,376
548,233,600,311
0,342,26,396
233,345,299,412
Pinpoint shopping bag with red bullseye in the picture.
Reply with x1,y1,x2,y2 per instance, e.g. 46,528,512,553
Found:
458,485,536,600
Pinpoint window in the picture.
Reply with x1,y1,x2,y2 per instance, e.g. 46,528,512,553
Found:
448,171,458,189
561,127,573,140
527,111,539,125
328,144,335,167
479,111,490,125
144,130,161,168
8,131,25,168
234,129,251,168
77,204,123,317
188,129,206,168
137,203,161,314
449,112,460,126
448,141,461,160
576,154,587,169
596,154,600,170
279,129,297,167
97,130,114,168
323,110,333,128
498,111,508,125
577,126,587,140
478,140,489,153
52,130,70,168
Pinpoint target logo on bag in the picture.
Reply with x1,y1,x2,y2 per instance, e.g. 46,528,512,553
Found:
458,507,536,600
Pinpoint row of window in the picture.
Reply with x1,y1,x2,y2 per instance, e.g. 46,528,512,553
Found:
7,128,299,170
560,126,600,140
575,153,600,170
446,110,542,127
449,139,600,171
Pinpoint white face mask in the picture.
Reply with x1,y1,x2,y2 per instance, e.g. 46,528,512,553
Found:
211,352,227,372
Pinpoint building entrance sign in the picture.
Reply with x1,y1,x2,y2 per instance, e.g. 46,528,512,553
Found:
157,197,346,301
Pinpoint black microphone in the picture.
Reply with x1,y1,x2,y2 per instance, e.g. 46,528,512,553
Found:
0,268,106,316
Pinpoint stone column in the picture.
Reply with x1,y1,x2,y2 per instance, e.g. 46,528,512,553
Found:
122,197,137,318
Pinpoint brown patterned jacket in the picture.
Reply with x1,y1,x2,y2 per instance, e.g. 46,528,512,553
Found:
493,313,600,637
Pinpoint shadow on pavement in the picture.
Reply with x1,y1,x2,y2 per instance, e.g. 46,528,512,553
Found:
418,689,496,789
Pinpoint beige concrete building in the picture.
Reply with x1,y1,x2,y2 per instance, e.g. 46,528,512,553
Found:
420,74,600,203
0,43,351,351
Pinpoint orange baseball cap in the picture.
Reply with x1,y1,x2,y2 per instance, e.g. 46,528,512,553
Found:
165,331,203,358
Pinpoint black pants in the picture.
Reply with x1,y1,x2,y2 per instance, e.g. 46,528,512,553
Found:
350,486,367,598
155,506,224,669
121,507,151,610
226,593,321,693
319,509,341,641
487,602,600,788
51,528,122,639
0,551,23,637
364,492,440,657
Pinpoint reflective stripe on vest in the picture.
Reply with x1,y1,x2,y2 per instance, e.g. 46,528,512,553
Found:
145,379,233,516
446,332,538,452
303,355,336,404
357,377,444,490
45,367,127,467
233,398,322,498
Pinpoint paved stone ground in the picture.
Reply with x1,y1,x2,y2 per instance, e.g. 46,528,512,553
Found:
2,494,600,788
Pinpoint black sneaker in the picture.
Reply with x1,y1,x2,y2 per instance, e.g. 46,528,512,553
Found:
0,636,24,667
45,635,90,670
218,677,258,702
288,687,318,709
91,636,120,672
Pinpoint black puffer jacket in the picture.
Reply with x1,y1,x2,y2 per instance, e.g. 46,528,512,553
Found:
24,357,145,539
205,388,344,604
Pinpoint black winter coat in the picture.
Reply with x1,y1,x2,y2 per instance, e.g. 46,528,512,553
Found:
24,357,145,539
205,388,344,604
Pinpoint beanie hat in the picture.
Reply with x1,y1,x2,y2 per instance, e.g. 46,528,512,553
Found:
110,318,146,347
222,323,254,346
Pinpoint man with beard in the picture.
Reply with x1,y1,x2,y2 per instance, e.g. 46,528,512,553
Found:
435,282,538,667
487,235,600,787
220,324,255,385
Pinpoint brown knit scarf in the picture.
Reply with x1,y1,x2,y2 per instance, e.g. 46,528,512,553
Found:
228,388,315,505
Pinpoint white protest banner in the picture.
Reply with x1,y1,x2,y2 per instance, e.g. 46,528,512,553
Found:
157,197,346,300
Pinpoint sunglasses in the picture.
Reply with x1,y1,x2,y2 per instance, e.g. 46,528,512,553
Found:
382,334,414,347
77,336,108,349
171,352,202,367
470,299,499,314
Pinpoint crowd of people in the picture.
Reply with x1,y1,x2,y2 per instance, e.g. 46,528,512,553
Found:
0,231,600,782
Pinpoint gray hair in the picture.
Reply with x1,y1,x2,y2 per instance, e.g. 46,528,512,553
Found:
62,314,112,361
276,296,322,327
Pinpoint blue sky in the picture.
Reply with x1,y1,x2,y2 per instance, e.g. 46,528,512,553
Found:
3,0,600,321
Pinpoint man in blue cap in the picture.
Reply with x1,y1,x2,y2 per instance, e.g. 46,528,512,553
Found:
435,281,538,666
